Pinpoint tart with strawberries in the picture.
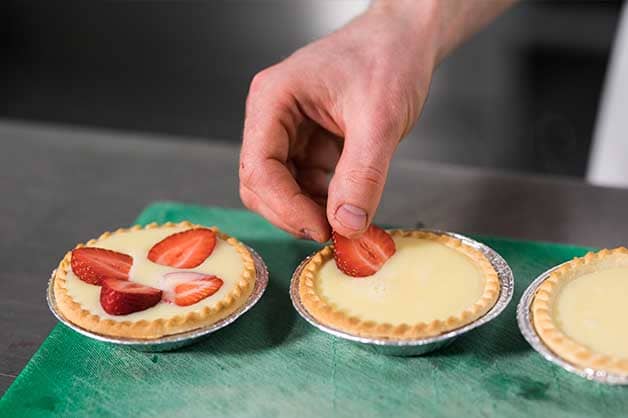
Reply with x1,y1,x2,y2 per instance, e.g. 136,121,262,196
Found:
52,221,256,339
298,226,500,339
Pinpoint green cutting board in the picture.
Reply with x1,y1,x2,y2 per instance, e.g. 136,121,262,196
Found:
2,203,626,417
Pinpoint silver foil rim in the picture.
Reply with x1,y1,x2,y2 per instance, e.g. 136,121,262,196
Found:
517,263,628,385
289,229,514,352
47,246,269,351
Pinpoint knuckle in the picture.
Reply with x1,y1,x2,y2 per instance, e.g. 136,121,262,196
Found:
239,160,260,189
239,184,257,211
370,110,399,137
249,68,273,94
246,69,275,112
371,96,405,132
345,165,386,189
246,66,295,116
363,81,417,140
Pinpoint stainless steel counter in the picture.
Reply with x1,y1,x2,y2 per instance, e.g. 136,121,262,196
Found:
2,120,627,394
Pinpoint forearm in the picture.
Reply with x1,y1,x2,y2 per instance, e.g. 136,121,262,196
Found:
371,0,517,64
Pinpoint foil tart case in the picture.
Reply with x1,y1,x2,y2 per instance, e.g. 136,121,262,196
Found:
517,263,628,385
290,230,514,356
47,247,269,352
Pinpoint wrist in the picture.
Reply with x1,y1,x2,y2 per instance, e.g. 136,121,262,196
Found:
368,0,443,68
370,0,516,65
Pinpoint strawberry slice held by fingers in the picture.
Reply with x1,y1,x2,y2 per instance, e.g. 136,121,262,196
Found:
174,275,224,307
100,278,162,315
71,247,133,285
148,228,216,268
332,224,396,277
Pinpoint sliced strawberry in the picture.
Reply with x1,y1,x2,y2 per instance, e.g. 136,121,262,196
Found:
148,228,216,268
159,271,212,303
332,224,396,277
100,278,162,315
173,275,223,307
71,247,133,285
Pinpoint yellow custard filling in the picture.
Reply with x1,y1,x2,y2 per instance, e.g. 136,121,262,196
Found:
65,226,244,321
554,267,628,358
316,237,486,325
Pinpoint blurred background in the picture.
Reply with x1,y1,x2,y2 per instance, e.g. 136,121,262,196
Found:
1,0,625,178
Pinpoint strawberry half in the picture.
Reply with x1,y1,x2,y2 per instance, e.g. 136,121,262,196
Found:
332,224,396,277
173,275,223,307
148,228,216,268
71,247,133,285
100,278,162,315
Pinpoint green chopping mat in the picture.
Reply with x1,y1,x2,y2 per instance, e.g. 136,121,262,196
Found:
2,202,626,418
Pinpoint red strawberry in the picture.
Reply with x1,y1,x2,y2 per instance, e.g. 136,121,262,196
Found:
100,278,162,315
71,247,133,285
148,228,216,268
173,275,223,307
159,271,211,303
332,224,396,277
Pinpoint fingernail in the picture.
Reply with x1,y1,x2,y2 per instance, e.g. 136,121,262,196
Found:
335,204,367,232
300,228,315,241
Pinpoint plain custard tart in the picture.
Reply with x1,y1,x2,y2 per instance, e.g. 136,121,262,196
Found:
53,221,256,339
298,230,500,340
532,248,628,374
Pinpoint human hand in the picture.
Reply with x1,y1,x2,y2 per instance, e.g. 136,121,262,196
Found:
239,0,513,242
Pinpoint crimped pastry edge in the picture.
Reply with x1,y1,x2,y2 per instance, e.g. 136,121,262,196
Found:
53,221,256,339
531,247,628,375
298,230,500,340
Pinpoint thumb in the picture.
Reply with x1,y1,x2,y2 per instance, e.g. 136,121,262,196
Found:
327,116,400,238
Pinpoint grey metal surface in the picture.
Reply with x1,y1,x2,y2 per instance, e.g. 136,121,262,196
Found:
47,247,268,353
289,230,514,356
517,263,628,385
2,120,628,393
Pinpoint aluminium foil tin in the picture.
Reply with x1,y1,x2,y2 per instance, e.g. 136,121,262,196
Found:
47,247,269,352
290,230,514,356
517,263,628,385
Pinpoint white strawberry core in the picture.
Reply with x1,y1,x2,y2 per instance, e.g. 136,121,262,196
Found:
159,271,213,303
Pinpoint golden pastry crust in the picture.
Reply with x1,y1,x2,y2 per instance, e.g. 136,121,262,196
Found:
53,221,256,339
298,230,500,340
532,247,628,375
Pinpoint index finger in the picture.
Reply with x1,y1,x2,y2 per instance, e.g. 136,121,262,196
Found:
239,71,331,242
